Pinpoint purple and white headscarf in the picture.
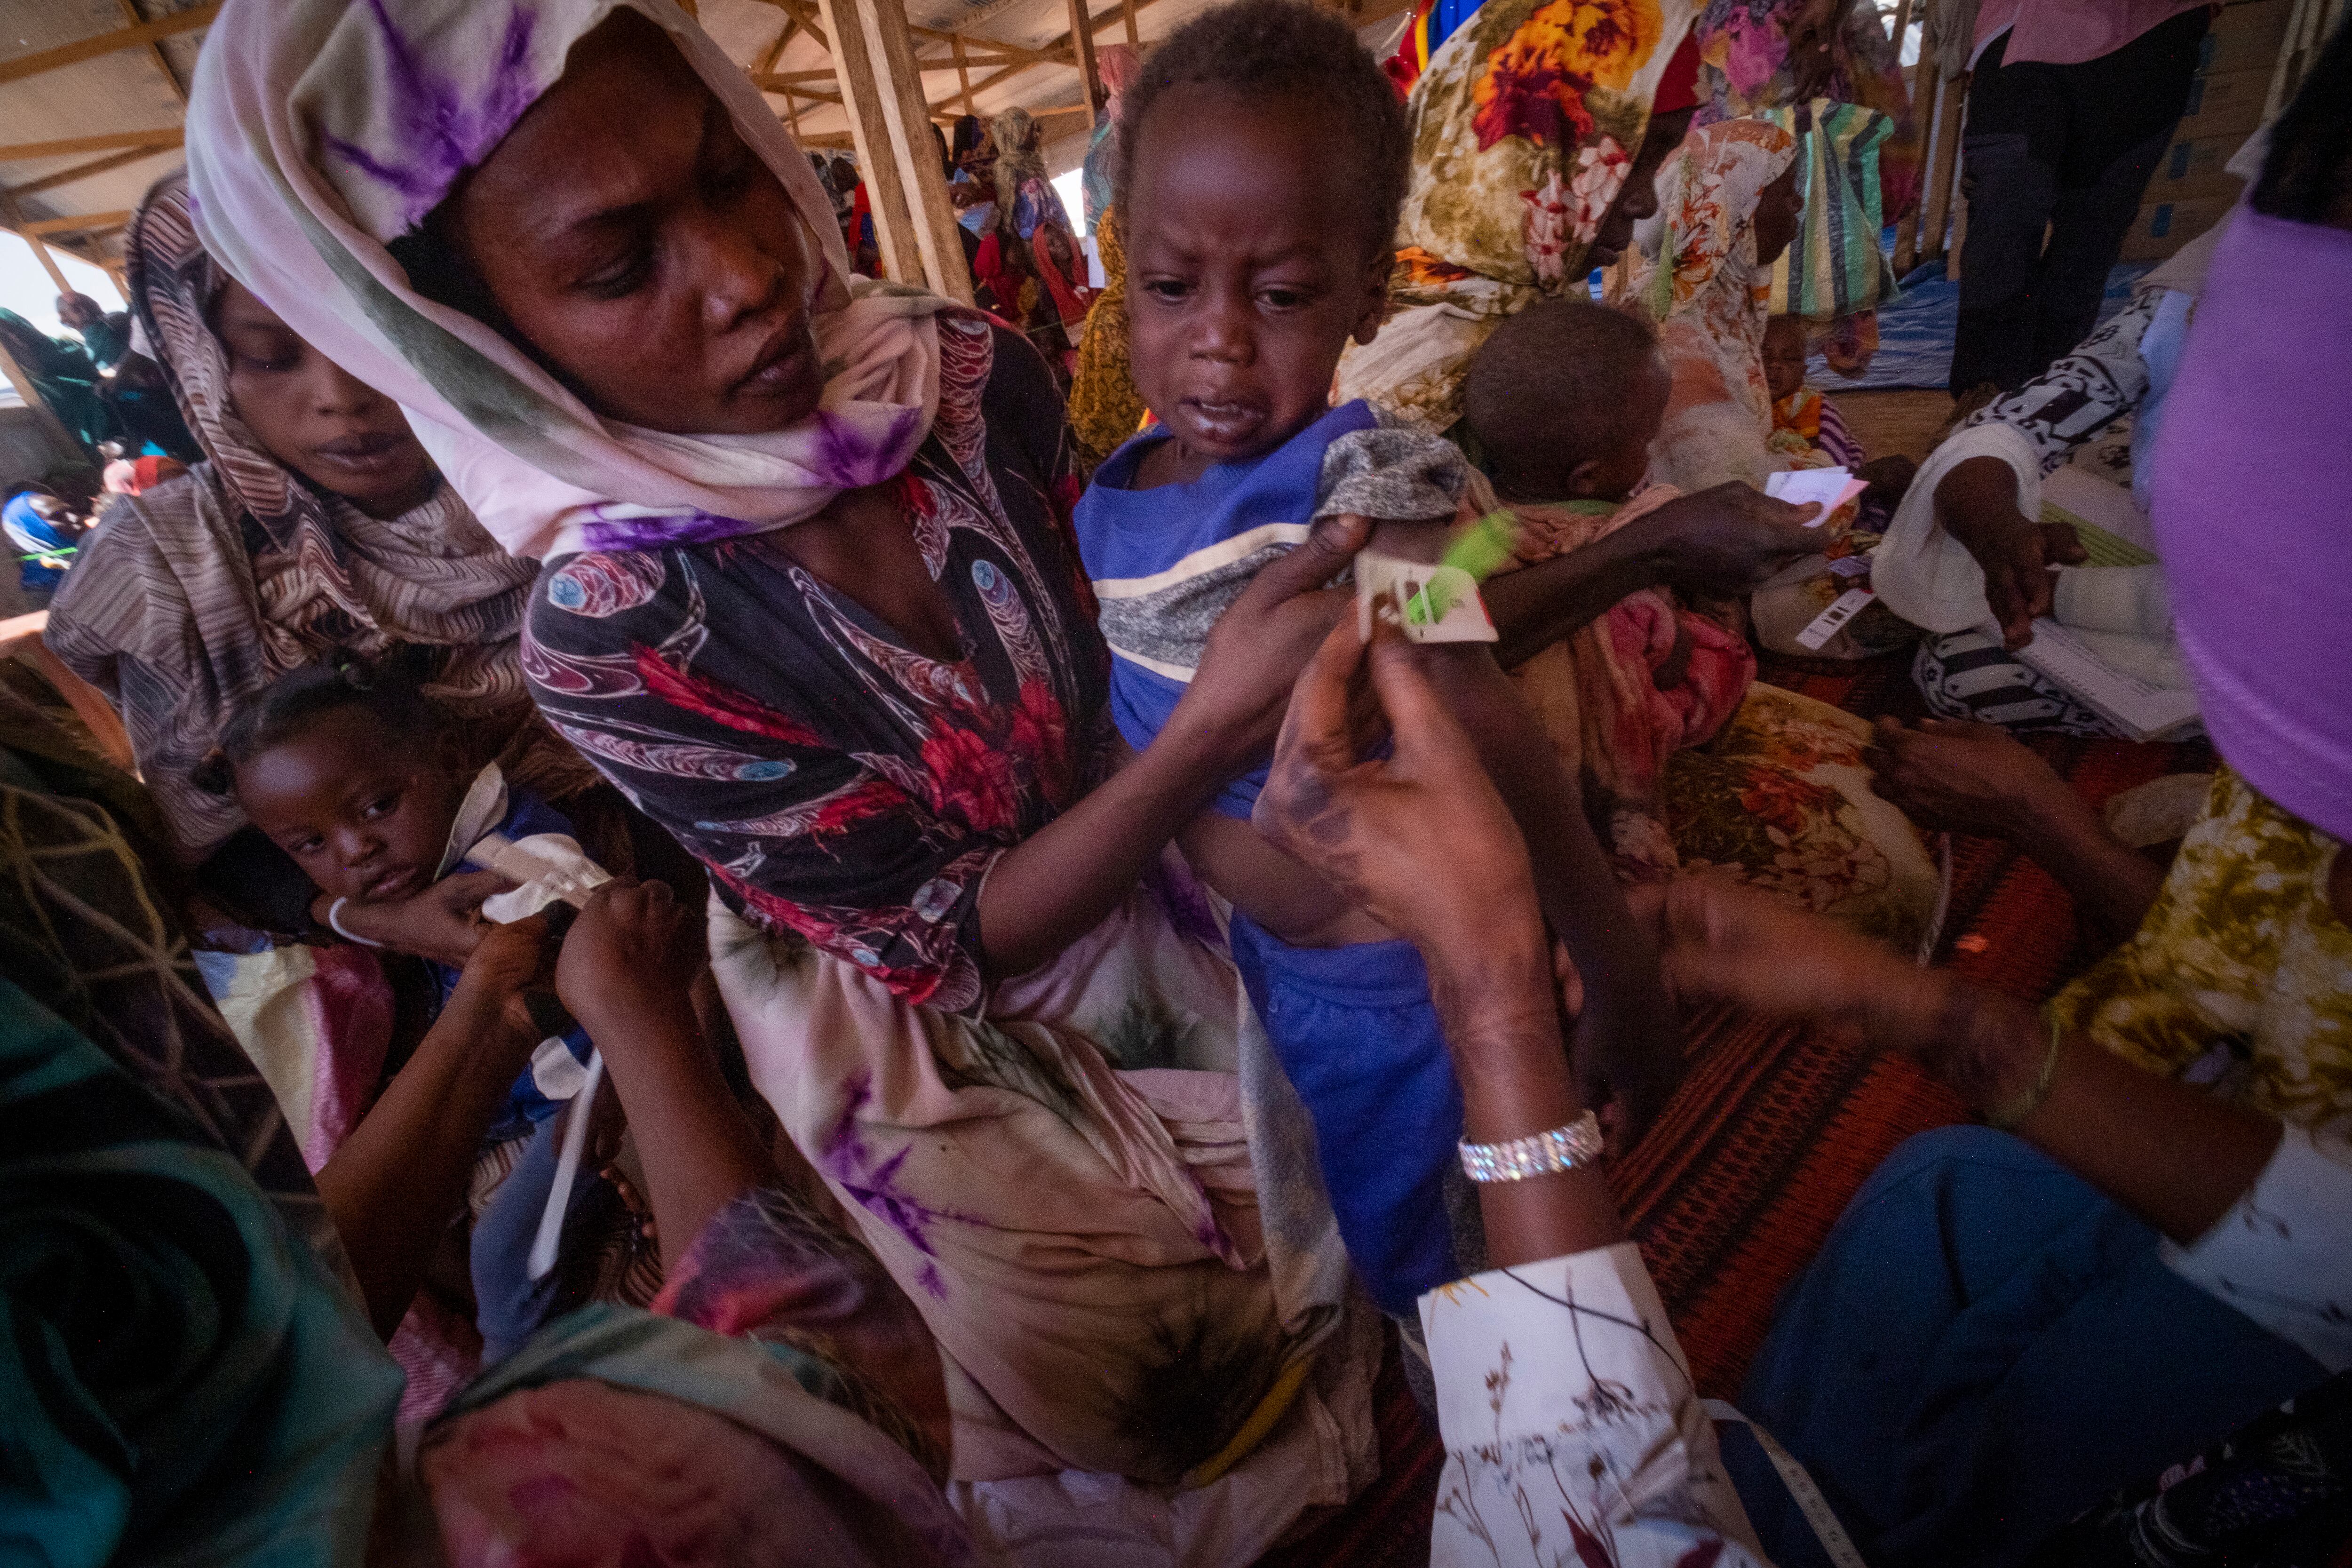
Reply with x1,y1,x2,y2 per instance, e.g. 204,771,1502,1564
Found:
185,0,949,561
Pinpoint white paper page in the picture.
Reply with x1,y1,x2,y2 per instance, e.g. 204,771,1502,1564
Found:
1765,467,1870,525
2016,619,2201,740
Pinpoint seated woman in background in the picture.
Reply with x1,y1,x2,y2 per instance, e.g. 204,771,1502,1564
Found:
1629,118,1804,493
1873,129,2273,732
47,172,610,953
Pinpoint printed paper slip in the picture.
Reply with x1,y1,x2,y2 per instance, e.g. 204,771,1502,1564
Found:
2016,619,2201,740
1765,467,1869,525
1795,587,1876,650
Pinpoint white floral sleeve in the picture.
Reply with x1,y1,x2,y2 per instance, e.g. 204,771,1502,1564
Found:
2162,1124,2352,1374
1420,1243,1772,1568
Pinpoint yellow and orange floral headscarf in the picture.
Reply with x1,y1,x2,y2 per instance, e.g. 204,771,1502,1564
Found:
1336,0,1703,431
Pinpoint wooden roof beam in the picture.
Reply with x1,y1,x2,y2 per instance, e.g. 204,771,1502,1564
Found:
0,2,221,88
941,0,1166,114
6,144,167,199
0,128,184,163
22,210,132,235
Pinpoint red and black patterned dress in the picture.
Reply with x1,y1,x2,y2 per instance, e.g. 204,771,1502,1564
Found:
522,312,1107,1013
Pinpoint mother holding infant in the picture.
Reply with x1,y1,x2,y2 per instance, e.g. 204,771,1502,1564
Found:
188,0,1384,1519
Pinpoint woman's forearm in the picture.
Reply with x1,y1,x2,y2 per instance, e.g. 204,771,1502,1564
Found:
314,982,536,1338
2012,790,2167,947
1438,650,1683,1129
976,724,1232,979
575,992,778,1274
1432,936,1626,1267
1485,525,1661,669
1926,982,2280,1244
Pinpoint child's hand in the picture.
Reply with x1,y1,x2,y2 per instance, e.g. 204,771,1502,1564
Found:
555,879,700,1026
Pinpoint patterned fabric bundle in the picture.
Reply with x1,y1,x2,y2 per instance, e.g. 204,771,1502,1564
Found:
1500,487,1756,830
421,1186,979,1566
1335,0,1704,431
1763,99,1899,326
1691,0,1920,218
1628,117,1801,490
45,172,566,864
182,0,950,563
0,698,402,1567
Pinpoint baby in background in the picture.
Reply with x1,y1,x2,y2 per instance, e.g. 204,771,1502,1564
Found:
1074,1,1664,1315
198,661,616,1360
1464,297,1760,877
1762,313,1864,470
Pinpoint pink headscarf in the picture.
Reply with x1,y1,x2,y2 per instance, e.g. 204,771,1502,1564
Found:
2149,209,2352,841
183,0,950,561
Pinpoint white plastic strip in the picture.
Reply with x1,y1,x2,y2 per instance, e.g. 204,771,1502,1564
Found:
527,1049,604,1282
1703,1399,1870,1568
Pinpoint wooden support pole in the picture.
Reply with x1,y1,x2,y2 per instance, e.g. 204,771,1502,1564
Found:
813,0,974,302
1915,69,1966,268
1120,0,1142,49
1066,0,1103,116
0,3,220,88
0,187,72,294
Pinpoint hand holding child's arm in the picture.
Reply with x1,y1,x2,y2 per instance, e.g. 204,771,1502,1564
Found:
556,880,778,1272
1485,484,1819,668
314,869,515,965
1257,619,1624,1266
315,915,549,1337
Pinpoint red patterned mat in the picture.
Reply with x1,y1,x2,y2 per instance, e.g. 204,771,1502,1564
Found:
1260,652,2214,1565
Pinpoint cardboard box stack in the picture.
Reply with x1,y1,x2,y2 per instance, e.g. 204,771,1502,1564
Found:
2122,0,2290,262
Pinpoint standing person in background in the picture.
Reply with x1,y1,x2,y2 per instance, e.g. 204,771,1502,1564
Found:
1631,118,1806,492
982,105,1094,371
57,290,133,371
1948,1,2211,398
1079,42,1141,238
1067,46,1145,465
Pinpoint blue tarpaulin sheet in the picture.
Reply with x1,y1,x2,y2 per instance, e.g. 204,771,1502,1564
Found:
1802,227,2154,391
